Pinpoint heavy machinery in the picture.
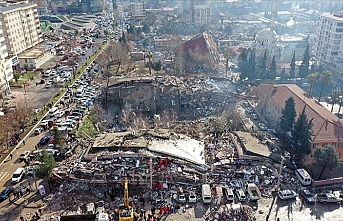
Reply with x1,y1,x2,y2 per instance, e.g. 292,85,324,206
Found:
118,178,134,221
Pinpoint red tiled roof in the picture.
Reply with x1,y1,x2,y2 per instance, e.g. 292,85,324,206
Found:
255,84,343,144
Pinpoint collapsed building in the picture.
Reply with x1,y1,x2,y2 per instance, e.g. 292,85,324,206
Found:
106,76,233,118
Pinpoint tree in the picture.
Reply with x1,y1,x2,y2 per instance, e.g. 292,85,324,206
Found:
238,48,249,80
224,25,233,35
279,97,296,139
145,51,153,75
330,89,342,112
142,24,150,33
52,126,63,152
313,146,341,180
289,51,296,79
260,50,267,80
318,70,333,102
307,72,320,97
35,150,56,179
152,60,162,74
269,55,277,80
299,43,310,78
248,52,256,84
13,71,21,82
292,107,313,156
280,67,287,81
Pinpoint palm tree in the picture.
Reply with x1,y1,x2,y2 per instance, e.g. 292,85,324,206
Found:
318,70,333,102
145,51,153,75
330,89,341,112
307,72,320,97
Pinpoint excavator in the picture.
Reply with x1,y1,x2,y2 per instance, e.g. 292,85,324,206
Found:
118,178,134,221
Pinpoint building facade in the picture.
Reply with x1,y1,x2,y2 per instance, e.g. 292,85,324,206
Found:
314,12,343,73
194,5,211,24
0,3,42,55
129,3,146,20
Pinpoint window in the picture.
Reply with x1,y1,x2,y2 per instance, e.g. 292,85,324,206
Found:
338,143,343,148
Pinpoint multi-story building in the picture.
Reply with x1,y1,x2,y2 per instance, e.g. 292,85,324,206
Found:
194,5,211,24
0,21,12,96
129,2,146,20
153,35,186,51
314,12,343,73
0,3,42,55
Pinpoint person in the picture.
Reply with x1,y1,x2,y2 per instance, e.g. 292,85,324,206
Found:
10,153,12,159
266,214,269,221
277,218,280,221
23,140,25,146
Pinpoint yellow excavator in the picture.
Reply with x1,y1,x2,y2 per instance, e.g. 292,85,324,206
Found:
118,178,134,221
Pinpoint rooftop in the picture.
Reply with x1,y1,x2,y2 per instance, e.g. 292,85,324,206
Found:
17,42,46,59
0,3,36,12
254,84,343,144
92,129,205,165
321,12,343,21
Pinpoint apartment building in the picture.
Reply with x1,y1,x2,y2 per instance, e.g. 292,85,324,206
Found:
0,3,42,56
129,2,146,20
194,5,211,24
0,20,12,96
314,12,343,73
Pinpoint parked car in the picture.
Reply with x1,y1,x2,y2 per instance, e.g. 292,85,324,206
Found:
278,190,297,200
34,127,43,135
0,186,14,200
251,113,258,120
45,82,52,88
19,151,30,161
300,190,315,204
188,191,197,203
316,193,340,203
246,107,253,114
178,194,186,203
39,135,53,145
26,166,35,176
258,123,268,131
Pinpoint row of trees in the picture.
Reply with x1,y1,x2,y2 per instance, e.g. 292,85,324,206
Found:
279,97,313,156
279,97,341,177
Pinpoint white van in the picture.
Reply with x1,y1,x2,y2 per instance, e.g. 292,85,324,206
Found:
12,167,25,183
295,169,312,186
223,187,235,201
49,107,59,117
201,184,212,204
236,189,246,202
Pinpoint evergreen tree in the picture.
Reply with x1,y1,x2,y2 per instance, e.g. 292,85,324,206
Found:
238,48,249,81
279,97,296,139
292,107,313,156
248,52,256,83
300,43,310,78
142,24,150,33
260,50,267,80
290,51,296,79
224,25,233,35
270,55,277,80
35,150,57,179
313,145,341,180
281,67,287,81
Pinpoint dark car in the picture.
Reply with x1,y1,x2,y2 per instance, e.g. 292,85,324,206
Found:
0,186,14,200
300,190,315,204
39,135,53,145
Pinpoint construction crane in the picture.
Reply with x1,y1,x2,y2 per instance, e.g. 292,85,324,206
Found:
118,178,134,221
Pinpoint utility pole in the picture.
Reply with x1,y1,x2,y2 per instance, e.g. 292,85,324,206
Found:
149,158,153,189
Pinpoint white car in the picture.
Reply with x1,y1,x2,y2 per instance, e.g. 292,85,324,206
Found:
34,127,43,135
188,192,197,203
26,166,35,176
40,120,48,127
258,123,268,131
19,151,31,161
278,190,297,200
45,82,52,88
178,194,186,203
